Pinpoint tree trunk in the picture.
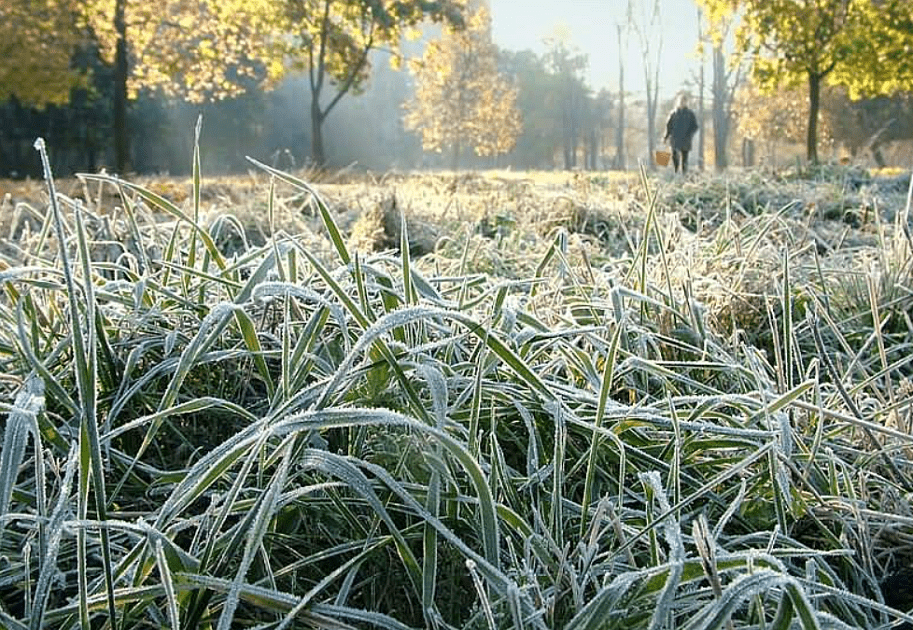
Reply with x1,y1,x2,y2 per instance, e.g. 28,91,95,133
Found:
742,138,755,167
698,64,705,171
570,119,578,168
615,23,626,170
697,7,704,171
589,129,598,169
807,71,821,164
452,141,461,170
634,0,662,170
113,0,129,174
310,97,326,167
712,46,729,171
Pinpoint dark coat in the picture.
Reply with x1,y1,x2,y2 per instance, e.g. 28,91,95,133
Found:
664,106,699,151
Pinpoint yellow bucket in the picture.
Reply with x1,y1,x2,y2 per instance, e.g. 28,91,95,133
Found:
654,150,671,167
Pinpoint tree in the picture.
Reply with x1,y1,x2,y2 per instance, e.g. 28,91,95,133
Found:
0,0,275,173
404,5,520,167
815,89,913,166
3,1,463,172
629,0,663,168
83,0,275,173
613,22,628,170
698,6,745,171
832,0,913,99
259,0,465,167
709,44,744,170
734,80,842,164
0,0,103,174
0,0,85,108
543,30,589,170
589,90,614,170
499,50,564,168
736,78,913,167
699,0,913,165
499,48,612,170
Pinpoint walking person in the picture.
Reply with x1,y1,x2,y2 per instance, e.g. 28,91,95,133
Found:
663,94,699,174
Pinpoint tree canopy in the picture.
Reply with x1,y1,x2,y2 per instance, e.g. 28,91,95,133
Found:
0,0,467,171
0,0,275,172
258,0,467,166
404,5,520,166
832,0,913,98
699,0,913,164
542,31,591,169
95,0,273,172
0,0,86,107
82,0,273,102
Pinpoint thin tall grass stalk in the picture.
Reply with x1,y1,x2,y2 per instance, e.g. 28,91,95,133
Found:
35,138,118,629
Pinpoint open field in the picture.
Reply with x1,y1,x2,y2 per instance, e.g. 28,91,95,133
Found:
1,152,913,629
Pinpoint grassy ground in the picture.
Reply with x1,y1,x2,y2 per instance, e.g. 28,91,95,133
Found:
1,149,913,629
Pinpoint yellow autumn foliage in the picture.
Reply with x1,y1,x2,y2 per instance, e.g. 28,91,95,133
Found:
0,0,86,107
404,6,521,161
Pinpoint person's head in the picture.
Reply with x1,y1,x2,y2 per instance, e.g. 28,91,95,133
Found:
676,93,689,109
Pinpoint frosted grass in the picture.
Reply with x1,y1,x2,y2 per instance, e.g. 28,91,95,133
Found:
0,150,910,628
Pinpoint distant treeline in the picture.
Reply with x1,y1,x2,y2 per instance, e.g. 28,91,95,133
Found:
0,43,622,178
2,44,911,178
0,81,376,179
4,0,913,178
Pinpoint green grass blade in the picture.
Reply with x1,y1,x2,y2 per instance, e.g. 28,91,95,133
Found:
231,307,275,398
79,174,227,272
246,156,351,265
0,375,44,526
276,408,503,574
30,442,78,630
681,571,819,630
217,438,293,630
153,540,180,630
580,319,624,539
36,139,117,629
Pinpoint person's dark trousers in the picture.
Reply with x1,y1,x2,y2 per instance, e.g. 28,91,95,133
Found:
672,149,690,173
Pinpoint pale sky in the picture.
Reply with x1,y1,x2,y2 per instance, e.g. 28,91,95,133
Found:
490,0,702,100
